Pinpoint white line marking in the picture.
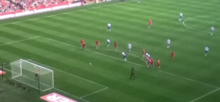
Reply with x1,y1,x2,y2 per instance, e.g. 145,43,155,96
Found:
182,16,211,33
0,0,134,26
53,68,109,99
0,36,41,47
4,57,108,100
54,87,90,102
4,68,90,101
3,36,219,101
190,88,220,102
160,71,218,88
72,46,219,89
44,37,144,67
105,49,219,88
80,87,109,99
4,68,53,91
4,62,107,102
52,67,107,88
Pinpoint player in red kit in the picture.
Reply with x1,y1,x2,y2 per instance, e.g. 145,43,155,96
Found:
96,40,100,49
81,39,84,44
114,41,118,51
157,59,160,69
142,48,146,58
151,58,154,68
81,39,86,49
171,51,175,60
148,19,152,28
147,57,151,68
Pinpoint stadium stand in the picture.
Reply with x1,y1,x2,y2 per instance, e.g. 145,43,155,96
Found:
0,0,81,14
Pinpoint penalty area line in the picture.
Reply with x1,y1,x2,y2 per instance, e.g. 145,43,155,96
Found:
96,49,219,89
190,88,220,102
44,36,145,68
4,61,107,102
79,87,109,99
43,36,219,98
52,67,107,88
0,36,41,47
54,88,90,102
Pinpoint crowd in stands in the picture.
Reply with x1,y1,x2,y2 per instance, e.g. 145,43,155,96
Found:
0,0,77,13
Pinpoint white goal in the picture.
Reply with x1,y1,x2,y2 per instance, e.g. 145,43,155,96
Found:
10,59,54,91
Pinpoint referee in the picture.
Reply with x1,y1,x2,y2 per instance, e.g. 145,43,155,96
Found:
130,67,135,80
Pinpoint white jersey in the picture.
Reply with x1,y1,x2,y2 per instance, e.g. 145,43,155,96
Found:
107,39,111,43
122,52,126,56
205,47,209,52
180,13,183,17
167,39,171,44
211,26,215,31
107,23,111,27
128,43,132,49
146,53,150,58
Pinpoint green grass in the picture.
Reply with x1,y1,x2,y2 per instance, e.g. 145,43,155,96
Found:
0,0,220,102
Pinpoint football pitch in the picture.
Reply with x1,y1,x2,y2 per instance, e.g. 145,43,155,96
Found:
0,0,220,102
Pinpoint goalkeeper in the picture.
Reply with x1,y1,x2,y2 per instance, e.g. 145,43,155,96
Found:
129,67,135,80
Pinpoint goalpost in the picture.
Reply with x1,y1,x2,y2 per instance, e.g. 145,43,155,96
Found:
10,59,54,91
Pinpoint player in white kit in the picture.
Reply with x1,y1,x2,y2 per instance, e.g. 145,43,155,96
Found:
167,39,171,48
122,52,127,61
179,13,183,21
146,53,151,58
205,46,209,56
107,39,111,47
107,23,111,32
128,43,132,52
211,26,215,36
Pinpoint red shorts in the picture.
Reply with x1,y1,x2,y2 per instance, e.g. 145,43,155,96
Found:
82,44,86,46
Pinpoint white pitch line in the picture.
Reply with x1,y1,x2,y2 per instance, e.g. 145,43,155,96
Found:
182,16,211,33
54,87,90,102
0,37,109,100
80,87,109,99
43,37,220,89
2,36,219,101
0,0,134,26
190,88,220,102
90,48,219,89
52,67,107,88
4,65,104,102
44,37,146,68
160,71,218,88
0,36,41,47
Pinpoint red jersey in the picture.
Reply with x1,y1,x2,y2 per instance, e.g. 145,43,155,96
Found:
157,60,160,65
171,52,175,57
114,42,118,48
142,49,146,55
147,57,151,63
96,40,100,46
151,58,154,65
81,39,85,44
149,20,152,25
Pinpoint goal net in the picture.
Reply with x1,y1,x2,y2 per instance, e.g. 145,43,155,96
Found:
10,59,54,91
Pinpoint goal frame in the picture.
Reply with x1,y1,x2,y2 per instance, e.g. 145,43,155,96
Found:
11,59,54,92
